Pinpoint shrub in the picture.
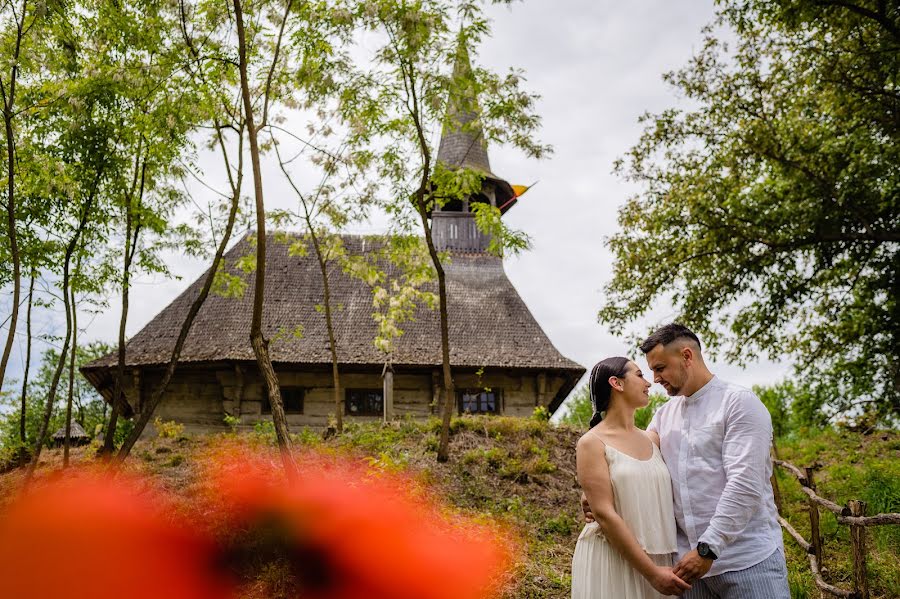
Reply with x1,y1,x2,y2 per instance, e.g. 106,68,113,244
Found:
531,406,551,422
223,414,240,433
542,514,574,536
558,384,591,428
153,418,184,440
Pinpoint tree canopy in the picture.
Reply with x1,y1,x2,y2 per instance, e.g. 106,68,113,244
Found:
602,0,899,421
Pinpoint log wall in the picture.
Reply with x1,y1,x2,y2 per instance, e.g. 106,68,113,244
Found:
125,365,570,434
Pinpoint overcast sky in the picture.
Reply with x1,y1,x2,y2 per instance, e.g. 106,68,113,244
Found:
2,1,793,413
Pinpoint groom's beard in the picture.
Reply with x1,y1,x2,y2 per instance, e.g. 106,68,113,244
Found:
660,382,679,396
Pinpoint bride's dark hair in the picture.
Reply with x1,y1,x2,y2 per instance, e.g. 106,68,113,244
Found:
588,357,631,428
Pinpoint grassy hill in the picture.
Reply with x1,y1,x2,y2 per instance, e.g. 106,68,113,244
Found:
1,416,897,598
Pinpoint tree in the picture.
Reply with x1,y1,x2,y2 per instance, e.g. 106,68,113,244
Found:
92,0,202,455
602,0,900,421
0,343,111,466
354,0,548,461
114,0,250,460
271,137,372,434
0,0,54,394
233,0,299,477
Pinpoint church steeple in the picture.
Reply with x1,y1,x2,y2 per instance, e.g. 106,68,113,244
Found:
432,37,517,253
436,40,493,176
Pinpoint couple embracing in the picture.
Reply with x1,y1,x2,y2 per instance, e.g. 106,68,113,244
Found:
572,324,790,598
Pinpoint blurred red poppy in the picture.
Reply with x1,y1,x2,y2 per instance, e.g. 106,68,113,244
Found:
0,443,514,599
0,469,232,599
198,442,515,599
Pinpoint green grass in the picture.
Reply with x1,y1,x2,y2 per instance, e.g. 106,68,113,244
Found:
7,417,897,598
775,428,900,598
223,419,900,598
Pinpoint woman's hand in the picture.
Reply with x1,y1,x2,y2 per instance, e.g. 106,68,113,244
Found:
580,492,595,523
649,566,691,596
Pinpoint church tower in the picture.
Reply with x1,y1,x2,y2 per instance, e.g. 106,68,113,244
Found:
431,40,518,253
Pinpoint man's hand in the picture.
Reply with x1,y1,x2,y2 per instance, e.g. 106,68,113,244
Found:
649,566,691,596
580,492,595,523
672,549,713,583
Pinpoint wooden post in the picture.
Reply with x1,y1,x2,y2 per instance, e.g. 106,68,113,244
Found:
431,369,441,415
382,362,394,422
770,446,783,514
133,369,143,415
848,500,869,599
535,372,547,407
805,467,824,568
234,363,244,417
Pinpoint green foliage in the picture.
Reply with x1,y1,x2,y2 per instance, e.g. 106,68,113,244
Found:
634,393,667,430
559,384,665,430
291,427,322,447
0,344,110,452
113,418,135,450
754,379,831,439
777,428,900,596
558,384,592,428
531,405,551,422
153,418,184,440
602,1,900,422
253,420,277,445
541,513,575,537
223,414,240,433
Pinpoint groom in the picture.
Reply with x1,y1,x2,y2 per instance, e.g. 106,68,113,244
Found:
584,323,790,598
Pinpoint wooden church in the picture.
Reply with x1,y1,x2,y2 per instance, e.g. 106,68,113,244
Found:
81,47,585,433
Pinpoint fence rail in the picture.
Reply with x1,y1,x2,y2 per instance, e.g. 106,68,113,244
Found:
772,457,900,599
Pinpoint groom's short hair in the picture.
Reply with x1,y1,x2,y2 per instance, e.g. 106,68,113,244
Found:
640,323,702,354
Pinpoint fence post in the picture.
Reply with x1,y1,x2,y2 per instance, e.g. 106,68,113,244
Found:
848,500,869,599
770,446,783,513
805,466,824,568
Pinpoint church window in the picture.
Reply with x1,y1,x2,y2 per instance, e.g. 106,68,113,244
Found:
261,386,304,414
458,389,501,414
346,389,384,416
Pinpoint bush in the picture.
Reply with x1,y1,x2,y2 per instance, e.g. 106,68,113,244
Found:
153,418,184,440
531,406,551,422
558,384,591,428
223,414,240,433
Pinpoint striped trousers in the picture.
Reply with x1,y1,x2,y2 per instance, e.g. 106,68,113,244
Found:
683,549,790,599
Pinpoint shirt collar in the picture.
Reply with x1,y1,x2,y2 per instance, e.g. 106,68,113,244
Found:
684,375,719,402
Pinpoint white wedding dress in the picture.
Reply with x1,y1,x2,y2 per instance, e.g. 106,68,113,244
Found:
571,442,677,598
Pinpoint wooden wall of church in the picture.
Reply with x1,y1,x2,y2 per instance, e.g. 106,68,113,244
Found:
128,365,569,435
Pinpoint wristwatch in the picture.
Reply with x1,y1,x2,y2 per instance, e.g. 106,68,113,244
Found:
697,542,718,561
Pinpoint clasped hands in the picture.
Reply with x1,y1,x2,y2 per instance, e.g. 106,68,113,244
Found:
580,493,711,595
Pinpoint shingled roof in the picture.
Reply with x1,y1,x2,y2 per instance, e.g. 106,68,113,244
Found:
52,421,89,441
83,233,583,392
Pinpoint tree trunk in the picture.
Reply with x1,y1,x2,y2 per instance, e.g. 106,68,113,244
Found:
310,231,342,433
414,199,454,461
0,113,19,395
17,271,34,450
233,0,297,480
63,270,78,467
0,0,28,394
115,128,243,461
102,152,145,455
25,196,94,484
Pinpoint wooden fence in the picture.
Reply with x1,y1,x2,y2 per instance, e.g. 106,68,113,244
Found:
771,456,900,599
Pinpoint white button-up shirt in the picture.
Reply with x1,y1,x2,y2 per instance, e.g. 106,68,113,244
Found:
648,376,783,577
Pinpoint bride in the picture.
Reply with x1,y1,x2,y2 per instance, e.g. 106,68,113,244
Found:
572,357,690,598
